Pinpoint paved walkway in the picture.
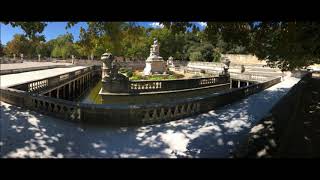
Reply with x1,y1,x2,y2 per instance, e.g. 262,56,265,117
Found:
0,76,301,158
0,66,87,88
0,62,72,71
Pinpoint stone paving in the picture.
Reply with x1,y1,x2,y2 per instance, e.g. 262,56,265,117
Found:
0,62,72,71
0,66,87,88
0,76,300,158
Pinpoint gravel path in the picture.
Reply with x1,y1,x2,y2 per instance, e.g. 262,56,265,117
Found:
0,77,300,158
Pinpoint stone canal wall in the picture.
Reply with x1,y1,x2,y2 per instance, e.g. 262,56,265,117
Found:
0,74,281,126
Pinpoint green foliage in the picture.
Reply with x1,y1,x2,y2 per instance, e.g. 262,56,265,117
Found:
159,22,192,35
129,71,184,80
121,26,149,60
4,34,32,58
190,51,202,61
0,44,4,57
126,71,133,78
212,49,221,62
6,21,319,70
187,41,221,62
4,22,47,41
50,34,76,59
204,22,320,70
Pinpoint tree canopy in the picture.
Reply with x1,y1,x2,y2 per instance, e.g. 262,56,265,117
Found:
2,21,320,70
3,22,47,41
205,22,320,70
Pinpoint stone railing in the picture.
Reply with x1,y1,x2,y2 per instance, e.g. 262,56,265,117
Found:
173,61,281,74
229,72,274,82
80,76,282,125
0,87,81,121
10,65,101,93
128,76,229,93
175,65,280,83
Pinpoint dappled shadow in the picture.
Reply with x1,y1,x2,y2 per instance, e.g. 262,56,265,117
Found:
0,77,298,158
234,77,320,158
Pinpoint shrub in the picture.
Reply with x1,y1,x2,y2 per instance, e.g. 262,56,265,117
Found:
126,70,133,77
212,50,221,62
190,51,202,61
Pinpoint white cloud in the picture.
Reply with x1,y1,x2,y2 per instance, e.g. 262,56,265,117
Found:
150,22,164,28
198,22,207,27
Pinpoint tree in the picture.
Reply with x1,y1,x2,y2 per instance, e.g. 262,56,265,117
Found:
3,22,47,41
4,34,32,58
50,33,76,59
187,40,220,62
159,22,192,35
148,27,173,60
204,21,320,70
121,26,149,60
68,22,129,57
0,44,4,57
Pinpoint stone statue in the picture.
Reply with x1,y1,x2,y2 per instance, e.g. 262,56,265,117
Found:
13,54,16,60
150,38,160,56
241,65,245,73
101,50,114,81
20,53,23,60
144,38,166,75
222,58,231,75
38,54,41,62
167,56,174,67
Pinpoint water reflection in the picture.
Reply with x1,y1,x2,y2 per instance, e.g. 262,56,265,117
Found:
81,81,102,104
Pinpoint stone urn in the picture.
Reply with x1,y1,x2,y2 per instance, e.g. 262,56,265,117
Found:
100,50,129,93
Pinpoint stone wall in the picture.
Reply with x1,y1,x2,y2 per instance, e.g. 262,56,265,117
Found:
234,73,312,158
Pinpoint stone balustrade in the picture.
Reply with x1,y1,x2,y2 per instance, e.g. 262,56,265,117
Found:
10,66,100,94
128,76,229,93
0,75,281,126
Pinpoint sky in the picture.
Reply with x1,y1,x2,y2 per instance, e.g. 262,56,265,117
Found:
0,22,207,45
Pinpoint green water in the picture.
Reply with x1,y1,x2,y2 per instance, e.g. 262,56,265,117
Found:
81,81,102,104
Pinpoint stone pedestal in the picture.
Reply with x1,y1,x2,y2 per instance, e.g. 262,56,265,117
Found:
143,38,167,75
144,58,167,75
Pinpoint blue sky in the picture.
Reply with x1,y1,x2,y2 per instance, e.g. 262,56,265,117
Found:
0,22,207,45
